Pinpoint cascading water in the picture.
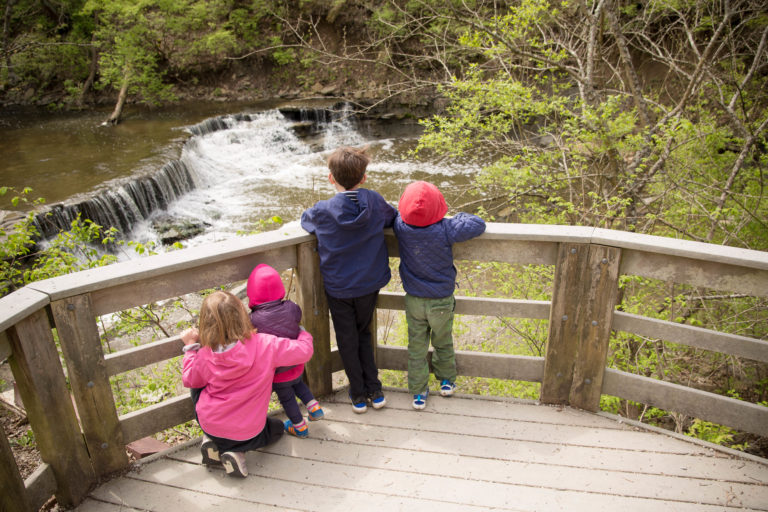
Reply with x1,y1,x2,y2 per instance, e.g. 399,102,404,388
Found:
31,102,478,252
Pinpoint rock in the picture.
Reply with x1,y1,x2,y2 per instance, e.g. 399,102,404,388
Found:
151,215,209,245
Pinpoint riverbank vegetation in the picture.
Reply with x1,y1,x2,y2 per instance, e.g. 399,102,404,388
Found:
2,0,767,461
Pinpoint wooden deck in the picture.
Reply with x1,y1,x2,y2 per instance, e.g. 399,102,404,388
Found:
73,389,768,512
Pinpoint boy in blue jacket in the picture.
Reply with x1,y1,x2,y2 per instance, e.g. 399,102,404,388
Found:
301,146,396,413
393,181,486,410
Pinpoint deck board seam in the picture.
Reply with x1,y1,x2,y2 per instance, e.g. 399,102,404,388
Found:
315,416,736,457
255,437,768,486
168,452,768,510
125,463,525,511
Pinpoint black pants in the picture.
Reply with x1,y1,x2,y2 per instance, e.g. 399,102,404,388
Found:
190,387,284,453
273,376,315,424
326,290,382,400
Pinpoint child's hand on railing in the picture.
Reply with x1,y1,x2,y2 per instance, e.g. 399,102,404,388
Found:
181,327,200,346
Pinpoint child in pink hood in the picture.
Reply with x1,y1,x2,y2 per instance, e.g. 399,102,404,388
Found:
247,264,324,438
181,290,314,477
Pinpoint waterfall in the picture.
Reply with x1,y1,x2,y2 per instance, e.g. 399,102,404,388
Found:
31,104,359,242
33,159,198,239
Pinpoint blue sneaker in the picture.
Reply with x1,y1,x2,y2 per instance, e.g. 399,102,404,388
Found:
307,402,325,421
369,390,386,409
439,380,456,397
350,394,368,414
412,390,429,410
284,419,309,438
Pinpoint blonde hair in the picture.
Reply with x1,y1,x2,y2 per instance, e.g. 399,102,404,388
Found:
198,291,254,350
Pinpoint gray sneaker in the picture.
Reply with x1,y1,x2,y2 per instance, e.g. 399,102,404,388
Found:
200,435,220,465
221,451,248,477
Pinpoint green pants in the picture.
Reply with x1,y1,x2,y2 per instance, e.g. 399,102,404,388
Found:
405,294,457,394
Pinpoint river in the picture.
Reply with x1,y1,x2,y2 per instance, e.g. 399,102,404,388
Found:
1,100,483,252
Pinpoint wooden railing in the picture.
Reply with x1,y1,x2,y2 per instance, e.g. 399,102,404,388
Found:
1,223,766,511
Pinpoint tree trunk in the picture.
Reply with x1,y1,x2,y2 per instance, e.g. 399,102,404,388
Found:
2,0,18,85
104,74,129,125
77,46,98,106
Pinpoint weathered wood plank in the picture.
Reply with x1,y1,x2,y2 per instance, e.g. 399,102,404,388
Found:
86,246,296,316
26,227,311,303
119,394,195,445
0,287,49,333
104,335,184,376
602,368,768,437
620,249,768,297
570,245,621,411
160,444,743,512
376,344,544,382
612,311,768,363
541,243,589,404
0,329,11,361
24,463,57,512
592,227,768,271
378,291,550,319
7,309,95,507
326,391,768,480
295,240,332,397
51,295,128,476
93,460,488,512
1,419,33,512
255,427,768,508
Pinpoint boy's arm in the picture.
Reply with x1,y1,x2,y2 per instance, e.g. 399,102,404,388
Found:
300,207,317,234
380,196,397,228
445,212,486,244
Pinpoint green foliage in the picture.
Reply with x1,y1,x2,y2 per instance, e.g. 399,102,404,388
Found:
11,429,36,448
687,420,747,450
0,187,119,296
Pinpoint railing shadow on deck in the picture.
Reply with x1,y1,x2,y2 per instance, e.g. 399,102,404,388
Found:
1,222,766,511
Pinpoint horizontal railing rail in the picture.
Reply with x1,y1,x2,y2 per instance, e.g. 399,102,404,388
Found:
0,223,766,511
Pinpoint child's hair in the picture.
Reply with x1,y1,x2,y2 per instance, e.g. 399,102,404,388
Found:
327,146,370,190
198,291,255,350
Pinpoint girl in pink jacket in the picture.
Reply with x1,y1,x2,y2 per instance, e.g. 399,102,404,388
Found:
181,290,313,477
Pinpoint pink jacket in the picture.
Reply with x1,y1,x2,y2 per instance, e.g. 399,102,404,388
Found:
182,329,313,441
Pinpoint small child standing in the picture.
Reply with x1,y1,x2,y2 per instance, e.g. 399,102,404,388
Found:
181,290,314,477
246,263,324,438
300,146,397,413
393,181,486,410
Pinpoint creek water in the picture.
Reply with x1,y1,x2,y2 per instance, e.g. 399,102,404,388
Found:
1,100,483,252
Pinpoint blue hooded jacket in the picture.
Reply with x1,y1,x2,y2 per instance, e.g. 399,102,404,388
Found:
301,188,396,298
393,212,486,298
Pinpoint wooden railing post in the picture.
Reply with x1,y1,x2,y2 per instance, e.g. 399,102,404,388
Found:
569,245,621,411
295,240,332,397
541,243,589,404
7,308,95,508
51,294,128,477
1,421,33,512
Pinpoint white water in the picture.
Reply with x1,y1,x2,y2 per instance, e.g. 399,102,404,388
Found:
133,107,480,248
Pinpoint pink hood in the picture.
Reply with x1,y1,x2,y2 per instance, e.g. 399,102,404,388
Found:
247,264,285,308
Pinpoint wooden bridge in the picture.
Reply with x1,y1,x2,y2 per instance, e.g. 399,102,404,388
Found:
1,223,767,511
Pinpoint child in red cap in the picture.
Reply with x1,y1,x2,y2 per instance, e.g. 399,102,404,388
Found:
393,181,486,410
247,263,324,437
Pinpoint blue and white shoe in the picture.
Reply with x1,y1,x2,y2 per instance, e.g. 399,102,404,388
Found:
439,380,457,397
412,390,429,410
369,390,386,409
350,394,368,414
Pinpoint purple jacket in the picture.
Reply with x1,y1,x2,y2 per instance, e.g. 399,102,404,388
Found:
250,299,304,382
